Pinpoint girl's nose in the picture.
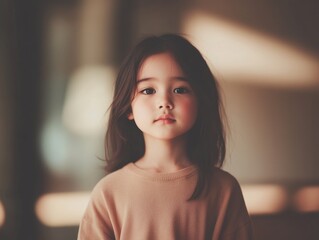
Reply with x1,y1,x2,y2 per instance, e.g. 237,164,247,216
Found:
158,103,173,110
158,95,174,110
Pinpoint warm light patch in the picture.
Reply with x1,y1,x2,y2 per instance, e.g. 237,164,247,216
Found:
293,186,319,212
35,192,90,227
242,184,287,215
182,10,319,88
0,200,5,227
62,65,115,136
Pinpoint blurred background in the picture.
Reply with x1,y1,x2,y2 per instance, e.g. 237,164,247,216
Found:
1,0,319,239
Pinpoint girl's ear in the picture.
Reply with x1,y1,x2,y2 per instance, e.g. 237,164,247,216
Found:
127,112,134,120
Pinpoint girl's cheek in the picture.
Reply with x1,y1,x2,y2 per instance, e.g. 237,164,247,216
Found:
183,97,197,109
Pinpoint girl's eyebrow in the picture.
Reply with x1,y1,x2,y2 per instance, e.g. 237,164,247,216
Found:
137,76,188,84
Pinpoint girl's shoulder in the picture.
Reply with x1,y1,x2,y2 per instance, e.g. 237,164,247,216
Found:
92,164,132,193
210,167,243,192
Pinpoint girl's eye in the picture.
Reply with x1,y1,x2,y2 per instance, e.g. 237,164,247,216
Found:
174,87,189,94
141,88,156,95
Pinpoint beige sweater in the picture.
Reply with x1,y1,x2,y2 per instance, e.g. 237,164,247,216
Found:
78,163,252,240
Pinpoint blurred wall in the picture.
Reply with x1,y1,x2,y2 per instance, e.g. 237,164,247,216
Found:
1,0,318,240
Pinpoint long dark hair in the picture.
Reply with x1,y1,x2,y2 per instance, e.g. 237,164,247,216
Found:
105,34,226,200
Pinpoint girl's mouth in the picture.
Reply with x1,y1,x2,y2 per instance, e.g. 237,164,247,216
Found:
154,114,176,123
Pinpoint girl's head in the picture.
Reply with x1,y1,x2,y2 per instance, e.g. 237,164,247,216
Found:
106,34,226,199
128,52,198,142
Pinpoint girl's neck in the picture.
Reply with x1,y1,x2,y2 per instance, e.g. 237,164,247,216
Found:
135,135,192,173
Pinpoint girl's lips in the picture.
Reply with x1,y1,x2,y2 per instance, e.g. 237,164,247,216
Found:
154,114,176,122
155,119,176,124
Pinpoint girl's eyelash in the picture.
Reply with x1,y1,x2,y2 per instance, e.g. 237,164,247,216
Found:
138,86,191,95
174,87,190,94
140,88,155,94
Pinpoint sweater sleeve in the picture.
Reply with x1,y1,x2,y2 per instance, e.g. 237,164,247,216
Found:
77,184,115,240
213,172,253,240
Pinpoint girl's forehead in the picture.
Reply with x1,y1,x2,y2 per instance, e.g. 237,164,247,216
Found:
137,53,185,81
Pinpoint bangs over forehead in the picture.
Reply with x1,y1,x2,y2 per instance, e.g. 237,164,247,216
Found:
136,52,189,82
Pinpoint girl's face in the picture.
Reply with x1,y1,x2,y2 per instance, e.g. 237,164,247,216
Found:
128,52,198,141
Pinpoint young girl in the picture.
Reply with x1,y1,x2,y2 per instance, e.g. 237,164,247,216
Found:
78,34,252,240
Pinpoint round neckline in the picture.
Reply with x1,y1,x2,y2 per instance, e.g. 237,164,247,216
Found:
125,162,197,182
